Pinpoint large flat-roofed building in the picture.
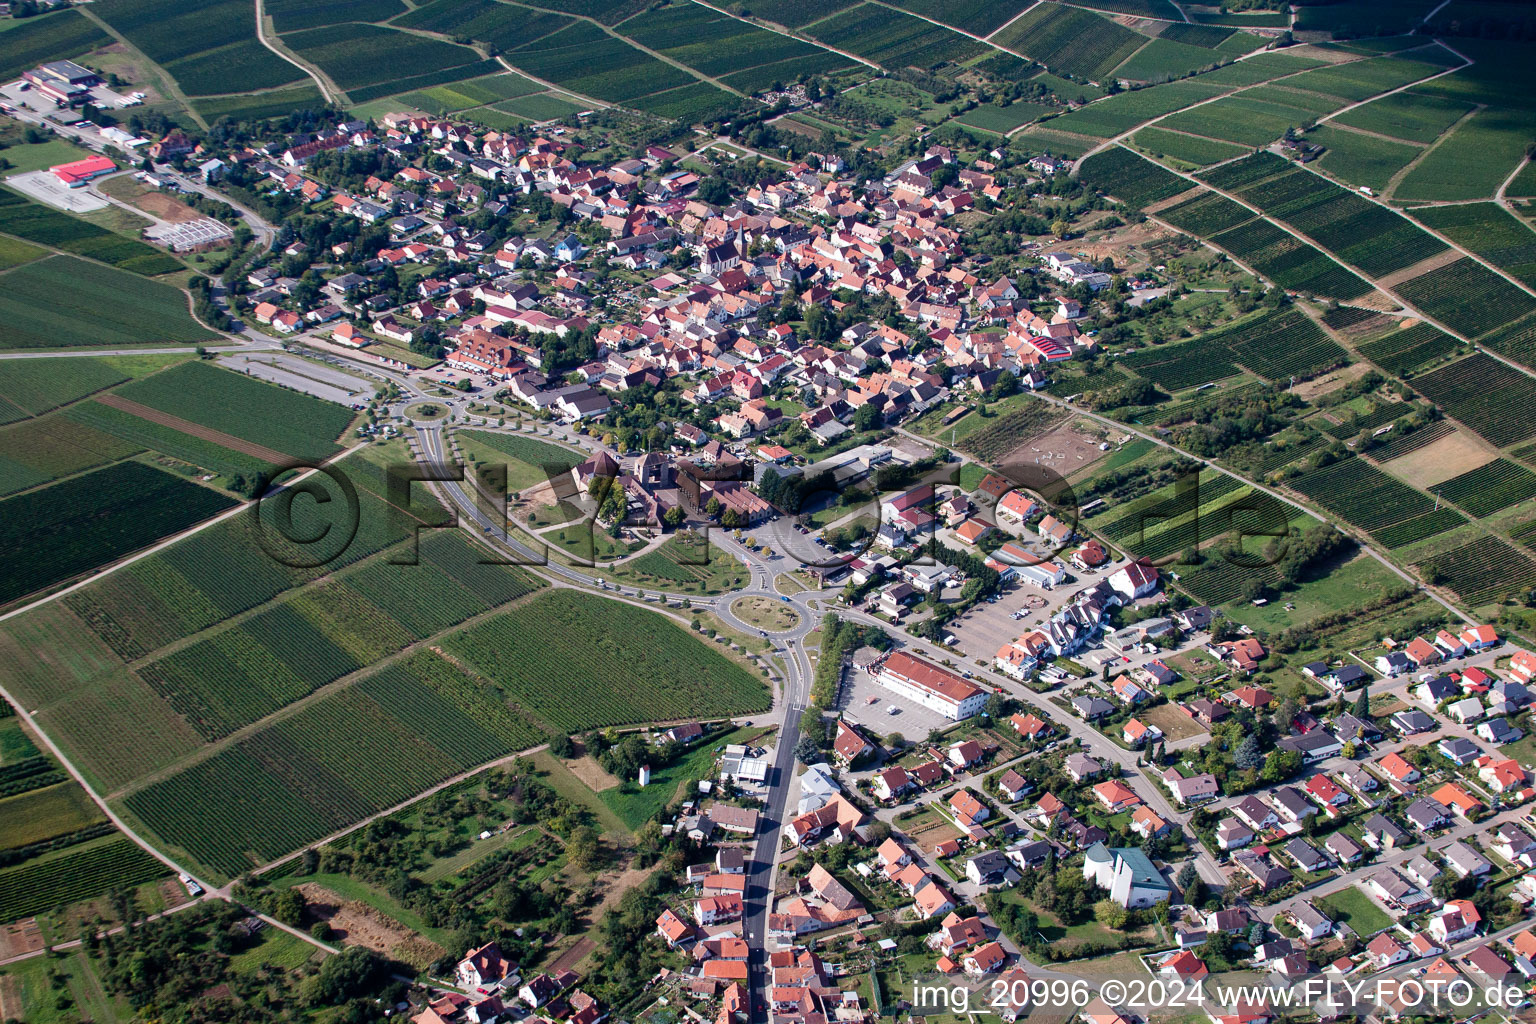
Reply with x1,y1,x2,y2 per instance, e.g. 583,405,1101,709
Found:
874,651,987,720
50,154,116,187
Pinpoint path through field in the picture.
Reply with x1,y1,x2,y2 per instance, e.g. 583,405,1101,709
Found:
95,392,291,464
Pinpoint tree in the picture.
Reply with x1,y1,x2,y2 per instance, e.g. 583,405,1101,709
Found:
549,732,576,758
1176,862,1198,890
990,370,1019,400
854,402,882,432
795,734,821,765
568,825,606,871
1094,899,1129,929
664,505,686,529
1353,684,1370,720
1234,734,1263,771
273,888,306,926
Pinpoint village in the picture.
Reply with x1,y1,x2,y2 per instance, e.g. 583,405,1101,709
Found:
11,40,1536,1024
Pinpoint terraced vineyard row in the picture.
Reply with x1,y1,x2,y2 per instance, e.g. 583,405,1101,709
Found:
1433,459,1536,517
1419,535,1536,605
0,837,167,921
1357,321,1460,374
1411,354,1536,447
1367,420,1454,462
122,649,547,878
1288,455,1465,548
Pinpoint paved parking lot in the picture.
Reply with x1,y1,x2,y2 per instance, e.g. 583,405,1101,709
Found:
218,354,369,406
836,653,955,741
5,170,107,212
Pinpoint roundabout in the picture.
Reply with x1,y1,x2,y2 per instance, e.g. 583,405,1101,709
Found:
729,594,804,633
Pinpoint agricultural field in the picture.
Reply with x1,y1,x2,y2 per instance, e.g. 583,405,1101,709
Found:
1158,93,1323,148
0,256,215,351
266,0,407,32
1200,306,1348,383
749,0,860,27
459,429,580,493
505,21,695,104
1434,459,1536,518
622,3,847,81
393,0,574,57
0,357,127,419
0,416,144,499
108,360,355,464
1395,106,1532,201
1356,321,1460,374
805,4,988,70
1288,455,1465,548
1121,340,1240,390
1077,146,1193,210
1393,258,1536,343
1419,534,1536,606
629,83,740,121
394,73,544,115
1410,204,1536,290
1330,89,1474,144
0,10,110,81
1112,38,1233,83
1310,126,1421,192
0,191,183,277
1410,354,1536,447
281,22,487,96
884,0,1032,35
442,589,769,734
1155,191,1256,235
1047,81,1227,139
191,85,329,122
1130,127,1250,169
0,460,236,606
92,0,304,95
952,102,1053,135
1208,219,1373,301
0,836,168,922
1204,154,1448,279
991,3,1148,83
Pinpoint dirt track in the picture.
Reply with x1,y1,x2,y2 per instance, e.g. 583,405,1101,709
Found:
96,393,291,465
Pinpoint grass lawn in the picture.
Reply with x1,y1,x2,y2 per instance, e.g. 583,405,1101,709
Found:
527,749,635,837
730,595,802,630
1317,884,1392,936
0,139,94,175
0,951,131,1024
597,725,775,830
228,927,321,973
1224,552,1401,634
417,824,543,884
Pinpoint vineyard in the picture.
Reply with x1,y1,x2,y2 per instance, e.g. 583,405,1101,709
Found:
623,3,842,78
1357,321,1460,374
0,416,143,499
113,361,354,463
1367,420,1454,462
122,649,551,878
1333,89,1473,144
1132,127,1250,169
1178,556,1282,606
0,9,111,82
806,4,986,69
1411,354,1536,447
1394,258,1536,342
0,256,212,350
0,782,105,850
1156,191,1256,235
266,0,404,31
92,0,302,95
393,0,572,53
281,22,485,93
1419,535,1536,605
1209,220,1372,301
0,357,127,417
1195,306,1348,383
1049,81,1225,138
1434,459,1536,518
507,22,694,103
1121,340,1239,390
886,0,1034,35
1288,456,1465,548
992,2,1146,82
0,461,236,606
0,836,167,922
958,403,1066,464
0,192,182,277
1410,204,1536,290
443,590,768,734
1078,146,1193,210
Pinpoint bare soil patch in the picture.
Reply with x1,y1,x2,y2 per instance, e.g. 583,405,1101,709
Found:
96,393,290,464
903,815,964,855
566,754,620,792
295,883,446,969
135,192,203,224
1291,361,1372,400
1377,247,1465,289
1000,418,1106,476
1376,428,1495,487
157,877,192,911
1141,701,1208,742
0,975,17,1021
0,919,43,959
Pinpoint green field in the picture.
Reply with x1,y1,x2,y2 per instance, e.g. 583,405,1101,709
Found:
505,21,695,104
992,2,1146,83
805,3,987,70
1411,203,1536,290
0,782,106,850
1395,105,1532,201
1316,884,1393,936
1330,88,1474,144
1046,80,1228,139
192,85,329,122
0,9,111,82
108,360,354,463
0,257,214,351
443,589,769,734
459,428,580,493
0,460,237,606
282,22,486,94
1131,127,1250,169
1410,354,1536,447
0,191,183,277
92,0,304,95
0,357,127,418
1310,125,1421,191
